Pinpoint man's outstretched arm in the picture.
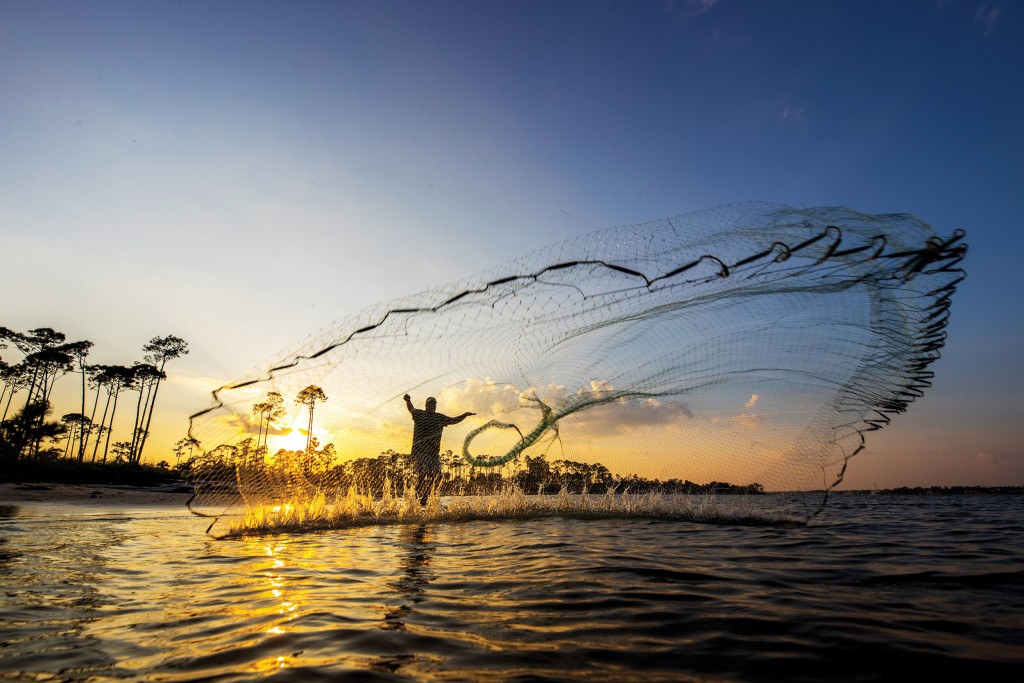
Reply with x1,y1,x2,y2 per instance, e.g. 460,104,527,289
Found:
403,394,415,414
447,411,476,425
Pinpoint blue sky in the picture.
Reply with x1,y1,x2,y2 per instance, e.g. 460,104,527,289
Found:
1,0,1021,487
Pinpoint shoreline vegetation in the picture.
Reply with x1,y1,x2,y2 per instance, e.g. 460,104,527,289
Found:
187,441,769,498
0,326,189,469
0,459,1020,500
4,328,1017,505
864,485,1024,496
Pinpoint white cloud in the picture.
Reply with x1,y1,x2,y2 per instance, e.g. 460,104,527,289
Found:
430,377,695,440
745,393,760,409
437,377,525,416
778,103,808,126
687,0,723,14
974,4,1002,34
563,396,695,438
729,413,762,430
664,0,724,16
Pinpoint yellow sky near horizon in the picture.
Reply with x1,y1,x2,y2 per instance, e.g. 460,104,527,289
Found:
16,331,1018,492
179,373,852,493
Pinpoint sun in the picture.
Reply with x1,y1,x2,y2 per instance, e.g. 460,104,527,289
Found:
266,418,334,454
267,416,310,453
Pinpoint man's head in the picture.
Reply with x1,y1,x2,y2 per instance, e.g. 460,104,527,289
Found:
425,397,437,412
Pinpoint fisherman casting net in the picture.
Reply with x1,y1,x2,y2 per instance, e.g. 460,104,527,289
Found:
185,202,965,534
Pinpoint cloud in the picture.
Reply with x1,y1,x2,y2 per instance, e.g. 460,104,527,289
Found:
436,377,696,440
437,377,544,416
563,396,695,439
664,0,724,16
745,393,760,409
974,4,1002,34
586,379,615,398
729,413,762,430
778,102,808,127
974,450,1003,466
687,0,723,14
264,423,292,437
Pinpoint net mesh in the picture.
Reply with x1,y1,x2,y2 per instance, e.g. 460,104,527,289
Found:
184,202,966,534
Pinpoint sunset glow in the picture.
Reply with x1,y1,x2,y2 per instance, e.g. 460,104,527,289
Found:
1,1,1019,488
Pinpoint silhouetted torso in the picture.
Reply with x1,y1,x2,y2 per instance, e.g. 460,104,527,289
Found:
410,410,458,460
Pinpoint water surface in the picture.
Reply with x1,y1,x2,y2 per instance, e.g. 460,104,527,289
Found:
1,494,1021,681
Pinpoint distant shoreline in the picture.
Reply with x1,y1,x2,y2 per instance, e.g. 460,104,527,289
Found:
837,485,1024,496
0,482,193,506
0,460,184,487
1,480,1020,509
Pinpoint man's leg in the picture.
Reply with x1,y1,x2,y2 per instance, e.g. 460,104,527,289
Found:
416,453,441,506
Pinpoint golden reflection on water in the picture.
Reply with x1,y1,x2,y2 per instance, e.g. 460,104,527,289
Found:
224,525,424,675
56,503,791,681
255,539,299,640
5,499,1022,681
203,537,308,674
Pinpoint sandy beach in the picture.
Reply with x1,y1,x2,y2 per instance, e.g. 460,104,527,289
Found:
0,482,194,506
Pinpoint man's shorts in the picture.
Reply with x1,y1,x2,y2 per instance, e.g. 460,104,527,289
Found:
413,452,441,478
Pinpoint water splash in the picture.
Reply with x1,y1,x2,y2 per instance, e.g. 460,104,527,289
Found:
217,485,803,538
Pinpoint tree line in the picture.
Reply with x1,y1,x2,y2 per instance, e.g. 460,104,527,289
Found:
187,442,764,497
182,388,764,497
327,449,762,496
0,326,188,466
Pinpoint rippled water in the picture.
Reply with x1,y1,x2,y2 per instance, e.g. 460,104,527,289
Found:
1,494,1022,681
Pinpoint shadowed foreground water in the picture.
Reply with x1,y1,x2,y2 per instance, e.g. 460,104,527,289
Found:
0,494,1022,681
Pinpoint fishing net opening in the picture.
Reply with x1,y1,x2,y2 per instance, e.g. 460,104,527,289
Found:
184,202,965,535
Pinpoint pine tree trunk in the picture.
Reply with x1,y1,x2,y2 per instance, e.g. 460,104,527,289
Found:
78,364,87,460
1,387,16,422
129,381,149,464
136,374,163,464
92,389,113,463
306,406,314,454
103,390,121,463
80,385,101,463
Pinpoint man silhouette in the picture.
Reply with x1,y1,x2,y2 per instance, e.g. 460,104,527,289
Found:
404,394,474,505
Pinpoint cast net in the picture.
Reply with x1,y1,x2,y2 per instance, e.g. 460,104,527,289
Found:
184,202,966,535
